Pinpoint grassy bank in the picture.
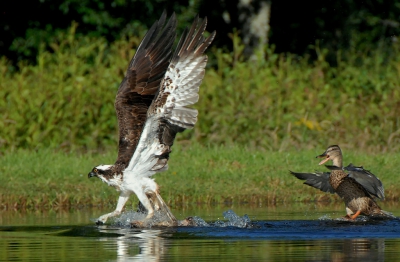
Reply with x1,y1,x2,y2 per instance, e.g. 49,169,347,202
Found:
1,143,399,210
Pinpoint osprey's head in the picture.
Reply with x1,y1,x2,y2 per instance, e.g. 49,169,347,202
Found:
88,165,112,179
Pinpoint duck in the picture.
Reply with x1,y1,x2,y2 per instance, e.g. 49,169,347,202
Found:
290,145,392,220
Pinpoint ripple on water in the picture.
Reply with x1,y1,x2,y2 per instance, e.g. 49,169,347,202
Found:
2,207,400,261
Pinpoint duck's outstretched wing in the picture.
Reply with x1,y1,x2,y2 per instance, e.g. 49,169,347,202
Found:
324,164,385,199
125,16,215,176
343,164,385,200
290,170,335,194
112,12,177,175
291,163,385,199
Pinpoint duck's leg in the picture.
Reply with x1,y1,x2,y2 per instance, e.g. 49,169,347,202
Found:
344,207,359,220
96,192,130,224
349,210,361,220
344,207,352,219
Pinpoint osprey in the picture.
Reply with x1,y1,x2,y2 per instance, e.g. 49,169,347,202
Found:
88,12,215,226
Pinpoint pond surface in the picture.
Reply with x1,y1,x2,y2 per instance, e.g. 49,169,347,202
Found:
1,202,400,261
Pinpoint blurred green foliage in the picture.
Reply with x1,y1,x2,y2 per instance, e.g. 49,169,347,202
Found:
1,23,132,150
1,25,400,152
0,24,400,152
197,33,400,152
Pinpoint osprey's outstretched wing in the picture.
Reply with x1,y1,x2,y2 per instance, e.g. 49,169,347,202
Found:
113,12,177,175
125,16,216,175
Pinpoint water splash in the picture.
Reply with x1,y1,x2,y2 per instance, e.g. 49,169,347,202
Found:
318,214,371,222
113,211,147,226
113,210,176,227
190,216,210,227
318,214,332,221
318,213,398,222
106,209,252,228
212,209,251,228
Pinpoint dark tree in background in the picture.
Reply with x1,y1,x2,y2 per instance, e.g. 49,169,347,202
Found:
269,0,400,55
1,0,199,63
201,0,400,57
199,0,271,58
1,0,400,65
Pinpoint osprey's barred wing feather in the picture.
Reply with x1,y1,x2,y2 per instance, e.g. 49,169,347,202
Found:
150,16,215,170
112,12,177,176
125,16,215,174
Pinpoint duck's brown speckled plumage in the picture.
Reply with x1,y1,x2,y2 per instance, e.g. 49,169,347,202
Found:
329,168,384,217
291,145,392,219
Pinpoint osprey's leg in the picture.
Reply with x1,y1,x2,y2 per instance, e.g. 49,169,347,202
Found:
134,190,155,219
96,192,130,224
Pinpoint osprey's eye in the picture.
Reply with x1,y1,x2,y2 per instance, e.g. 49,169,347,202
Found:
94,168,98,173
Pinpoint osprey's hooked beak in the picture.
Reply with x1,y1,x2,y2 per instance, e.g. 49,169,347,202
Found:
88,172,97,178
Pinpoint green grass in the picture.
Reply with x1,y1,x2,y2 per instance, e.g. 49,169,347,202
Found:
1,143,399,210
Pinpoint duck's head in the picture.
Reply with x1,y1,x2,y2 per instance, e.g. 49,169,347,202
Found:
316,145,343,167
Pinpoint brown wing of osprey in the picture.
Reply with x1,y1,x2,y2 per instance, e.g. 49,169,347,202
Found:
113,12,177,174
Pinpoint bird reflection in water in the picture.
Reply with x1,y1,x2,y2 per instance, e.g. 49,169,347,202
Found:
98,227,169,261
304,238,385,262
334,238,385,262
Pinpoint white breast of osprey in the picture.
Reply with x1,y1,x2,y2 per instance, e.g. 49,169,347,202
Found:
99,174,123,191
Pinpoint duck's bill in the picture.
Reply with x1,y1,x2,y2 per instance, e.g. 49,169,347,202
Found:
316,153,330,165
318,157,330,165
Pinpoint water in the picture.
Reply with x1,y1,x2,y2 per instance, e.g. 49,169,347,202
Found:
1,203,400,261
